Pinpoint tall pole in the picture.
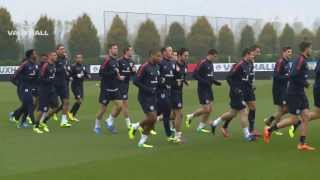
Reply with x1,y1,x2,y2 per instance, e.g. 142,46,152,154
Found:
103,11,106,53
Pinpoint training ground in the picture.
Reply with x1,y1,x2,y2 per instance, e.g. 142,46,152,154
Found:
0,80,319,180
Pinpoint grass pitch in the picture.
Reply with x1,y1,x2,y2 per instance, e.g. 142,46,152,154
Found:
0,80,319,180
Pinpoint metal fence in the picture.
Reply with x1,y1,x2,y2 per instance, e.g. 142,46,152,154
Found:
103,11,263,45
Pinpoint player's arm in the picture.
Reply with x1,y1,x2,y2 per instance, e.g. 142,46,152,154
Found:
158,62,166,85
99,59,117,78
83,66,91,79
273,60,281,79
193,62,211,85
130,60,137,75
119,60,131,79
69,64,76,81
211,79,222,86
13,62,27,81
10,74,19,86
210,70,222,86
172,62,181,86
33,65,41,85
182,64,189,86
181,64,189,86
226,64,240,85
65,64,72,80
11,63,26,86
75,65,86,80
133,65,155,94
40,63,54,84
276,61,288,80
112,61,124,80
207,64,221,86
290,60,309,87
227,63,244,94
314,61,320,77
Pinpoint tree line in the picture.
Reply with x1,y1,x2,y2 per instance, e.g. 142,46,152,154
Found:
1,7,320,64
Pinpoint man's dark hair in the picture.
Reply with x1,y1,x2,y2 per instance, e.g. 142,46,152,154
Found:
208,49,218,55
149,49,159,57
160,47,167,54
75,53,82,57
178,48,189,56
56,44,64,50
242,48,251,57
299,41,312,52
25,49,35,59
123,45,132,54
250,44,261,52
108,43,118,49
282,46,292,52
161,46,172,54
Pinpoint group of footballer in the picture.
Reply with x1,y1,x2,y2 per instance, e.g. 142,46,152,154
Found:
9,45,90,133
8,41,320,150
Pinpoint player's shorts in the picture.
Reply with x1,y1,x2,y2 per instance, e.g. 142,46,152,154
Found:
244,87,256,102
157,90,172,114
171,89,183,109
17,85,23,101
18,85,38,99
197,87,213,105
54,81,69,99
21,87,34,105
99,88,122,106
30,87,38,97
119,84,129,100
272,84,288,106
138,93,157,113
229,89,246,110
287,93,309,115
38,87,59,112
71,83,84,100
313,85,320,107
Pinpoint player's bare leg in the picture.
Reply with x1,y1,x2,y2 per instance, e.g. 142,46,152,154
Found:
33,96,39,112
265,114,298,141
94,104,108,134
23,96,39,125
42,107,58,123
289,107,320,137
170,112,176,132
265,105,288,125
122,100,131,128
264,114,308,146
238,109,253,140
185,102,212,130
275,106,288,123
61,98,71,127
36,104,58,133
300,109,310,137
247,101,259,135
308,107,320,121
212,109,237,137
295,109,315,150
173,109,183,141
129,112,157,148
188,106,208,119
192,103,212,133
265,105,288,136
33,110,45,133
69,98,82,122
105,100,123,133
